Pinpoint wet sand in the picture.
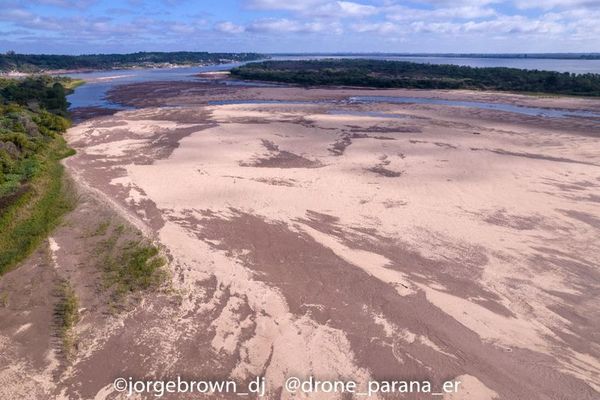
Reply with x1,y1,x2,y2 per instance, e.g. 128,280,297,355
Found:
2,82,599,399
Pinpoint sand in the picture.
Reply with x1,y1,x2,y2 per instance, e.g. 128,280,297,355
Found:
1,82,599,399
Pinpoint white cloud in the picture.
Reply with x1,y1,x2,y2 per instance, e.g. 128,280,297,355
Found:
28,0,97,8
247,18,335,33
245,0,379,18
215,21,245,34
386,5,496,21
351,22,402,34
407,14,565,36
336,1,378,17
462,15,565,34
246,0,326,12
2,0,598,53
514,0,600,9
0,9,34,21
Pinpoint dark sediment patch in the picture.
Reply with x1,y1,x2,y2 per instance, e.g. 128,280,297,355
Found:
246,152,321,169
367,165,403,177
470,148,600,167
382,199,407,208
300,211,503,311
346,124,421,134
433,142,458,149
329,135,352,156
371,135,396,140
69,106,120,122
329,132,397,156
240,140,321,169
584,194,600,203
483,209,543,231
529,247,600,369
253,177,297,187
558,209,600,230
170,209,599,400
106,81,242,108
409,139,457,149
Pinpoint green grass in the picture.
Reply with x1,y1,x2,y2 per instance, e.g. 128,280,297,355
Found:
54,280,79,358
94,222,167,305
0,137,76,275
90,219,110,237
62,79,85,91
107,241,167,292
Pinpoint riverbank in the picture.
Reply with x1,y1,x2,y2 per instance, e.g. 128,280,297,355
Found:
21,80,596,399
0,52,266,75
0,77,77,275
0,76,170,398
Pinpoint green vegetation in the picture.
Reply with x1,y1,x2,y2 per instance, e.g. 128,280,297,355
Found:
54,279,79,358
1,51,266,73
231,59,600,96
272,52,600,60
94,222,167,306
0,76,77,275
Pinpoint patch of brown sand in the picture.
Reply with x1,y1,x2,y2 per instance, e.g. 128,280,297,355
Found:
8,84,597,399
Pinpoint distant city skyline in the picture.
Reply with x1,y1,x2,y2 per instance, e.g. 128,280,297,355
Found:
1,0,599,54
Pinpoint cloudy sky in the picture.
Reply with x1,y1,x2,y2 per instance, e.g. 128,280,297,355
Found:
1,0,599,54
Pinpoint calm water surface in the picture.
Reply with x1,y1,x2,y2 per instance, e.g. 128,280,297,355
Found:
67,56,600,119
66,62,259,109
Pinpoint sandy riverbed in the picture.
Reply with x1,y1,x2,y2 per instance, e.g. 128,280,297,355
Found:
2,83,599,399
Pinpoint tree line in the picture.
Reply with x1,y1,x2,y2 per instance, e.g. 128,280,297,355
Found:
231,59,600,96
1,52,266,73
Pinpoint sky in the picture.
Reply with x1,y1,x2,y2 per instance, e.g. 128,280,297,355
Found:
0,0,599,54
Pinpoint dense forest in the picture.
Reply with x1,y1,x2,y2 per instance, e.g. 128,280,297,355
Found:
272,53,600,60
0,76,76,273
0,51,265,73
231,59,600,96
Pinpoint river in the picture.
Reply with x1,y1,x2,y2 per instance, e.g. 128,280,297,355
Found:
66,56,600,120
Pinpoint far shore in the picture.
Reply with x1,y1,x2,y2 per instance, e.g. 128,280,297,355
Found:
0,61,238,77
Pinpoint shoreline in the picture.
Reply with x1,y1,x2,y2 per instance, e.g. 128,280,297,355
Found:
2,78,599,399
103,78,600,114
61,83,600,398
0,60,258,77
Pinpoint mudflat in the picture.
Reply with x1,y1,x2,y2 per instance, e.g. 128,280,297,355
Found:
2,81,599,399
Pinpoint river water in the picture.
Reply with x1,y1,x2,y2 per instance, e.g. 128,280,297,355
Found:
66,56,600,119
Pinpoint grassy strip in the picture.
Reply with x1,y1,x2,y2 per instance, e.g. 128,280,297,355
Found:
0,137,76,275
62,79,85,91
54,279,79,358
93,222,167,307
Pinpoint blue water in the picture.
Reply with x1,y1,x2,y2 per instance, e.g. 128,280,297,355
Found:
66,61,266,109
66,56,600,119
348,96,600,119
327,109,409,119
207,97,600,119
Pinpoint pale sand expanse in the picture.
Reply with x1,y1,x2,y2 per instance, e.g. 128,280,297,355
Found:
4,85,598,399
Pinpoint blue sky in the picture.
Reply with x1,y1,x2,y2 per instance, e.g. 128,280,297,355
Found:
0,0,599,54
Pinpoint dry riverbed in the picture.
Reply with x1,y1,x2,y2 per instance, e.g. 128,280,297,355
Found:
1,82,599,399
